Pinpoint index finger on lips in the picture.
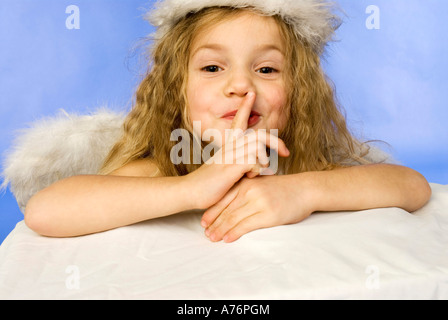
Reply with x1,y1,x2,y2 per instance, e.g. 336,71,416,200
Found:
227,92,256,141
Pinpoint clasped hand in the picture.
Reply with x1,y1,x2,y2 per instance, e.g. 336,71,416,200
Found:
201,174,313,243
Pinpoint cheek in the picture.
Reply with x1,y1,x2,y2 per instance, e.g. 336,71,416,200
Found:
277,110,289,133
187,84,209,127
187,86,216,138
265,87,288,130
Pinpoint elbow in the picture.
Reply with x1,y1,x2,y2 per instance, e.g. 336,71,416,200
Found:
24,190,57,237
402,167,432,213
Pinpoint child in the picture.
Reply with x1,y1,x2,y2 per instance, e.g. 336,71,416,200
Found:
25,0,431,242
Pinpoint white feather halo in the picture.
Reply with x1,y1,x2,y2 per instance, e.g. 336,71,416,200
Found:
146,0,343,55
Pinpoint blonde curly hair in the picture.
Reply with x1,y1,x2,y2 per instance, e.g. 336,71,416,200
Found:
100,6,371,176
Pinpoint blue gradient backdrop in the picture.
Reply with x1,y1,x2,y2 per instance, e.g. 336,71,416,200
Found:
1,0,447,243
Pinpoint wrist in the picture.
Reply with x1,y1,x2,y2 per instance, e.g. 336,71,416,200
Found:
178,174,200,211
286,171,322,215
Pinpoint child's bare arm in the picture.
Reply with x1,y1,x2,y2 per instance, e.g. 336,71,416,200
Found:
24,92,288,239
202,163,432,243
304,164,431,214
24,160,195,238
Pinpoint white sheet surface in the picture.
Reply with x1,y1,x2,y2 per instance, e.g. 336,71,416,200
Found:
1,183,447,300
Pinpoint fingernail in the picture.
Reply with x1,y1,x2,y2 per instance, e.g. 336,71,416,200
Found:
201,220,207,228
205,228,211,237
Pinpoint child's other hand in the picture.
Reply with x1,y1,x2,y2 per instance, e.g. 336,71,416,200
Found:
200,175,313,243
187,92,289,210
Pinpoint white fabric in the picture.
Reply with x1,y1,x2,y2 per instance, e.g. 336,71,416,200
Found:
1,183,447,300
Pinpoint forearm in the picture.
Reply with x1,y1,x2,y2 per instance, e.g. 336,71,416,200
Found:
25,175,194,237
295,164,431,214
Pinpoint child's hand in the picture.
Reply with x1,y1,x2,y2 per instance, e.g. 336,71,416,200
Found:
186,92,290,210
200,175,314,243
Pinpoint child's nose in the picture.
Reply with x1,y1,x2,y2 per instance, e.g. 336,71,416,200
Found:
224,69,255,98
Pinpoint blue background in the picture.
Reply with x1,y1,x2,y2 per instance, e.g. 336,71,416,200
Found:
1,0,447,243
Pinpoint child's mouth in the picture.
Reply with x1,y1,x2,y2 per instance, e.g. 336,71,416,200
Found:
221,111,261,127
247,114,261,127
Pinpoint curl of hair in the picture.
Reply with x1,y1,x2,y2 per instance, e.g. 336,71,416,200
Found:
275,15,371,173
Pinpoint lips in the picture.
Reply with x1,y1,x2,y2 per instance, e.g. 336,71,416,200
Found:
221,110,261,127
222,110,261,118
247,114,261,127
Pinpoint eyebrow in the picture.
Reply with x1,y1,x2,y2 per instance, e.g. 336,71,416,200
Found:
191,43,284,58
191,44,226,58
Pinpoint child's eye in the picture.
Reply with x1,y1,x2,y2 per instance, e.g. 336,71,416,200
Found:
257,67,277,74
202,65,222,73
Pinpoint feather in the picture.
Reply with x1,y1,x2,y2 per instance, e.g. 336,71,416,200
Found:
1,109,125,213
146,0,343,55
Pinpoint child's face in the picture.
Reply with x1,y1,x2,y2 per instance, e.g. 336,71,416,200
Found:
187,11,288,147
